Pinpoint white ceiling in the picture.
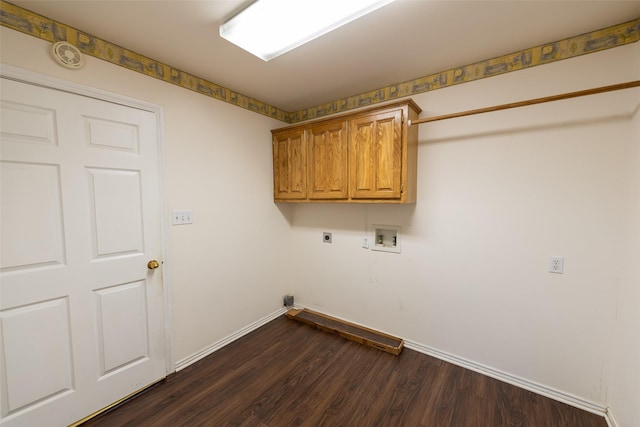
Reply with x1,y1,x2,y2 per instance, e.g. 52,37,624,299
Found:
10,0,640,112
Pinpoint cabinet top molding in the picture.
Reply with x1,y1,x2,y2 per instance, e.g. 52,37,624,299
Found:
272,99,422,133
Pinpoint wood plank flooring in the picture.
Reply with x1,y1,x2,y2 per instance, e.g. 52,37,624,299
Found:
82,315,607,427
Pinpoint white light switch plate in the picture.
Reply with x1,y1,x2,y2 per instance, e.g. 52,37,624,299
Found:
172,209,193,225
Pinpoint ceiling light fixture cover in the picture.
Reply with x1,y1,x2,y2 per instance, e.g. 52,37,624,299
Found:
220,0,394,61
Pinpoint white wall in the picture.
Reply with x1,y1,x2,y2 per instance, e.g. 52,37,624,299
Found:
290,41,640,418
2,23,639,426
0,27,294,365
608,79,640,426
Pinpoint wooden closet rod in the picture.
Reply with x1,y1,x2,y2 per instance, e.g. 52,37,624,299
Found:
409,80,640,126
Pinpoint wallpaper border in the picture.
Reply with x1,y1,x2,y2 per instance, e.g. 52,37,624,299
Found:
292,18,640,122
1,1,638,124
0,0,289,122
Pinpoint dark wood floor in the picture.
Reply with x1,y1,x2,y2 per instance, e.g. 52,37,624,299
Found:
83,315,607,427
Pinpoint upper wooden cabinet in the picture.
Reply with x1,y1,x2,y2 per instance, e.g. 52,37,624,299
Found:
307,120,349,200
272,100,421,203
350,109,402,200
273,128,306,200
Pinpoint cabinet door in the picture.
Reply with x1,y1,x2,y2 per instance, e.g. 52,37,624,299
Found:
307,121,348,199
349,109,402,199
273,129,306,200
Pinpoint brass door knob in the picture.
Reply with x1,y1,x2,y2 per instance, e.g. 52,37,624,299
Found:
147,260,160,270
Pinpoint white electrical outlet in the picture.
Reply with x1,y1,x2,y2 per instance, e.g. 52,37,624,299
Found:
549,256,564,274
362,237,370,249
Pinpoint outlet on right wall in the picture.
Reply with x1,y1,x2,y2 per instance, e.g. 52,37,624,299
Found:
290,41,639,426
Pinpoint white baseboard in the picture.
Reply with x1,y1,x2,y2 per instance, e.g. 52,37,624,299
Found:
605,407,619,427
174,307,287,372
404,339,608,419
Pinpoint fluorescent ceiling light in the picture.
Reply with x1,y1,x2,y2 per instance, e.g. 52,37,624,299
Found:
220,0,394,61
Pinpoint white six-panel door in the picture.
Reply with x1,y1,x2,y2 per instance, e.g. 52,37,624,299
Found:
0,76,166,426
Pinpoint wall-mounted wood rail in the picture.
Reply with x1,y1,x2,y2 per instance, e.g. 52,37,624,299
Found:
409,80,640,126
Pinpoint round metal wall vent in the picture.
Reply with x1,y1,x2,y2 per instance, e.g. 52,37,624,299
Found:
51,41,85,70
